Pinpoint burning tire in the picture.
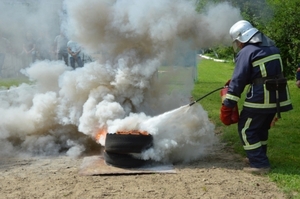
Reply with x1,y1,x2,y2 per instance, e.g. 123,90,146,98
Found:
103,151,148,168
105,131,153,154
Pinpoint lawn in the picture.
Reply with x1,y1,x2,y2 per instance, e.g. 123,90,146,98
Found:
192,58,300,199
0,78,30,89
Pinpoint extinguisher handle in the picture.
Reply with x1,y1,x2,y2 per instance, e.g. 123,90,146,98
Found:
220,86,229,103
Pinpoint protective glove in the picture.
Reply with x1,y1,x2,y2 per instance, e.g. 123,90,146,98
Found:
220,105,239,125
220,79,239,125
231,105,239,124
296,80,300,88
220,105,234,125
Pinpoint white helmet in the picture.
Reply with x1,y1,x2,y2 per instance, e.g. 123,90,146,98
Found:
229,20,258,43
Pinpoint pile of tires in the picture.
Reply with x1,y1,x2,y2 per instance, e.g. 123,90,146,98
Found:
103,130,153,168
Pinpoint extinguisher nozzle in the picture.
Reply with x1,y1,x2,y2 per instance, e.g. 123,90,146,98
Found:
189,101,196,106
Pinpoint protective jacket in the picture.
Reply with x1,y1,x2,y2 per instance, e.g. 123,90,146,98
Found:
223,32,293,114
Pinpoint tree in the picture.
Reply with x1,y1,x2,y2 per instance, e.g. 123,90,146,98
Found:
264,0,300,78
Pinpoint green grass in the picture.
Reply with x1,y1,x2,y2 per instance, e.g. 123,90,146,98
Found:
0,78,30,88
192,58,300,199
158,66,195,94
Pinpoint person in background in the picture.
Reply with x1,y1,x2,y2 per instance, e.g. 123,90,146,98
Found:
22,31,36,66
35,32,52,61
0,34,10,76
54,31,69,65
67,40,83,69
220,20,293,174
296,63,300,88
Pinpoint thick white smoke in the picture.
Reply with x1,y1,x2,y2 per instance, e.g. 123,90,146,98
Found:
0,0,64,76
0,0,242,162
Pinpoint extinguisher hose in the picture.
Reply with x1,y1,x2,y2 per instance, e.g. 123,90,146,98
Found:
189,86,225,106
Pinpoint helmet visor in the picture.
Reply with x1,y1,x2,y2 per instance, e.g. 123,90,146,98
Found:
232,40,240,53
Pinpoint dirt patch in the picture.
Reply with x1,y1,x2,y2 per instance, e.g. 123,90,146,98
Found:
0,144,286,199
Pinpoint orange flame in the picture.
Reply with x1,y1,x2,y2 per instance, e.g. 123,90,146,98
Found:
94,127,107,146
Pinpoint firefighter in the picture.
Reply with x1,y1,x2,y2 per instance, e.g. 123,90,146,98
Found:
220,20,293,174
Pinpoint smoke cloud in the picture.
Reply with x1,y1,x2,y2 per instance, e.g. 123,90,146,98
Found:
0,0,242,163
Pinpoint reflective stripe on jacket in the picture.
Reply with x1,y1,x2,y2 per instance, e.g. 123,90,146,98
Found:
223,43,293,113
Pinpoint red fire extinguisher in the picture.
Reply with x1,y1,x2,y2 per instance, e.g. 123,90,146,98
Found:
220,86,239,124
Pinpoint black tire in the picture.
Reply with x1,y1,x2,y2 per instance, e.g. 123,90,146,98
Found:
103,151,147,168
105,133,153,153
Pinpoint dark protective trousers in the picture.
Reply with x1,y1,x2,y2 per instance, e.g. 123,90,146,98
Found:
238,109,276,168
70,56,83,69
